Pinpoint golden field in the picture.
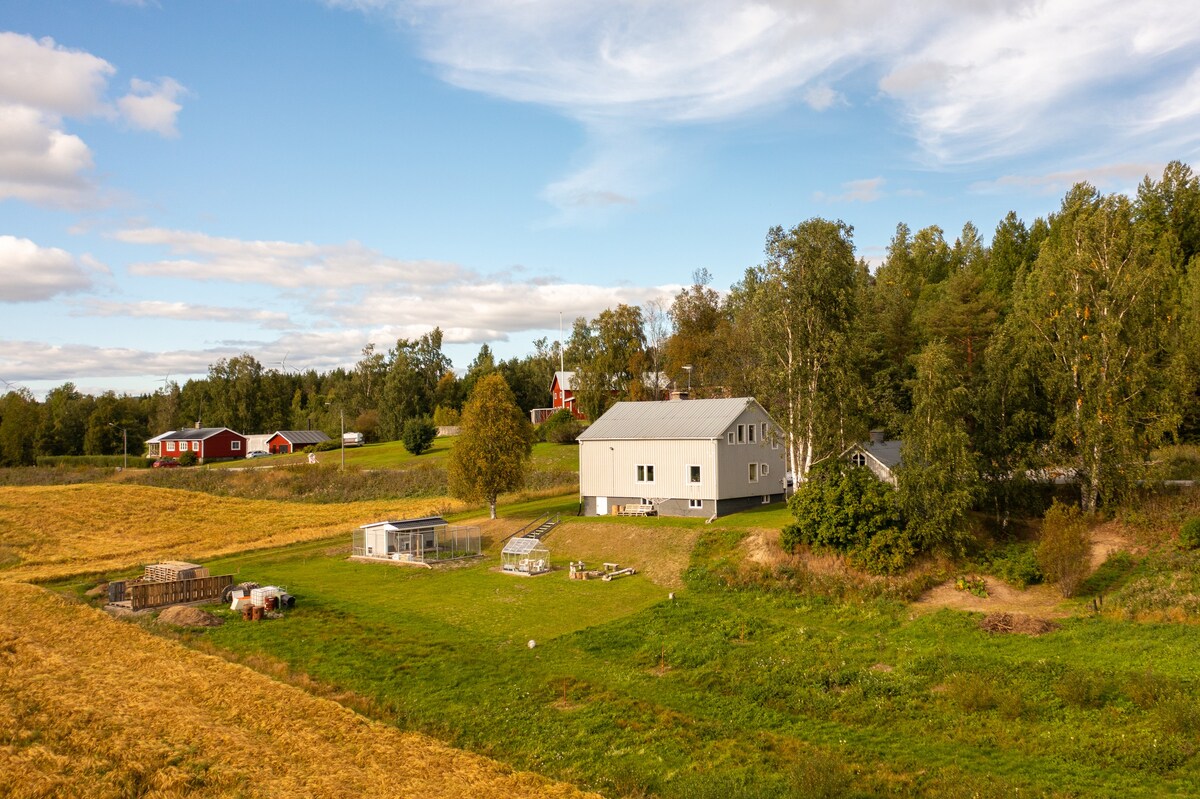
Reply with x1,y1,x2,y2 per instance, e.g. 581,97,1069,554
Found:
0,582,596,799
0,483,468,582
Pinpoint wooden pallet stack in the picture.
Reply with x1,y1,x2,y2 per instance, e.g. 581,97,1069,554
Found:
143,561,210,582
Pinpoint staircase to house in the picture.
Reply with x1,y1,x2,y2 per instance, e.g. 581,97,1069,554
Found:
500,512,561,545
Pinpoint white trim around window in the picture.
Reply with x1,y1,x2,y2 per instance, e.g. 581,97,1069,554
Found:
636,464,655,483
687,464,701,485
688,498,703,509
748,462,759,482
761,463,769,476
726,431,735,445
231,441,241,451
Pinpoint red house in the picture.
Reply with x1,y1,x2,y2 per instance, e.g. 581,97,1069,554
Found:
266,430,331,454
549,371,584,419
157,427,246,462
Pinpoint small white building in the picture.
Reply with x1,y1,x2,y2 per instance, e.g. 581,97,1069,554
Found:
576,397,788,518
840,432,903,486
353,516,481,564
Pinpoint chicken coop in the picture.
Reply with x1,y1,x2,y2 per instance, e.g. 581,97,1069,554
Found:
353,516,481,564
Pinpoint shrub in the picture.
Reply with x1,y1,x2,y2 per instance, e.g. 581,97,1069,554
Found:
1036,500,1092,597
989,542,1043,588
1180,517,1200,550
178,451,198,467
537,409,580,443
401,417,438,456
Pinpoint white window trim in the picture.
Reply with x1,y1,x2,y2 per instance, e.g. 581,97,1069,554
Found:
726,431,735,445
761,463,769,476
636,464,656,483
191,441,200,452
749,462,758,483
748,424,755,443
688,498,703,509
737,424,745,444
165,441,174,452
762,495,771,504
686,464,702,485
761,423,768,441
231,441,241,451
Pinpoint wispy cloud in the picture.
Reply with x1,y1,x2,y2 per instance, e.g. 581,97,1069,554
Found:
74,299,296,329
970,162,1162,196
0,235,107,302
814,177,884,203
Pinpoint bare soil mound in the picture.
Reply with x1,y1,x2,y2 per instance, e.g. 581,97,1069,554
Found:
157,605,223,627
979,612,1060,636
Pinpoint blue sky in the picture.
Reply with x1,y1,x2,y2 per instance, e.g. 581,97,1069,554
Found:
2,0,1198,397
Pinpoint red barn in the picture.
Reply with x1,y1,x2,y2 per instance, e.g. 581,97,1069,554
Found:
266,430,331,454
158,428,246,462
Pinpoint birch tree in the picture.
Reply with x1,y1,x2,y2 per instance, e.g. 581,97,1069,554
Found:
737,219,862,480
1012,184,1186,511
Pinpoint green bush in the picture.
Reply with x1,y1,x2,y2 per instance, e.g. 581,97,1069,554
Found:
537,409,582,444
988,542,1044,588
1179,517,1200,549
785,461,913,574
402,417,437,456
178,451,198,467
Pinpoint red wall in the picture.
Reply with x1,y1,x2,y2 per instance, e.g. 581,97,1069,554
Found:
200,430,247,460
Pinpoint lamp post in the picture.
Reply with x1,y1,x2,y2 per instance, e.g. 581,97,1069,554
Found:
108,423,128,470
682,364,693,393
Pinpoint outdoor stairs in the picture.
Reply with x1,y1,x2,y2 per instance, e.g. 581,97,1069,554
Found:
527,515,559,540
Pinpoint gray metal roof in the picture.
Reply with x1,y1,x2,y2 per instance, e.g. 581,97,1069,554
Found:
861,439,903,469
273,430,331,445
502,536,549,555
159,427,242,441
360,516,448,531
576,398,766,441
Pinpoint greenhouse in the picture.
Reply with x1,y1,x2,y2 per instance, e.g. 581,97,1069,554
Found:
501,536,550,575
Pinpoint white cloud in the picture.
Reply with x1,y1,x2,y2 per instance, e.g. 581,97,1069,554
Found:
75,299,295,329
333,1,1200,186
0,32,184,207
970,162,1162,196
116,227,470,288
0,32,114,116
814,177,884,203
0,235,105,302
878,1,1200,164
118,77,186,137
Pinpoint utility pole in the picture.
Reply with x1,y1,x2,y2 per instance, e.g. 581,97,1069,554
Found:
108,423,128,469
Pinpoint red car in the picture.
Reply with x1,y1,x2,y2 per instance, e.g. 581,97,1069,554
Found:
152,458,181,468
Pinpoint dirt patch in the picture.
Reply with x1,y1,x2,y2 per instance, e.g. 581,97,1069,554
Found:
914,576,1071,617
157,605,223,627
978,612,1060,636
740,529,780,566
1088,519,1136,569
85,582,108,597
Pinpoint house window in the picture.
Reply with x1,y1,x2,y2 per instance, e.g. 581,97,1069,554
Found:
761,423,768,441
192,441,200,452
761,463,769,476
749,463,758,482
689,498,703,509
748,424,755,443
726,431,735,445
636,464,655,483
165,441,174,452
737,424,745,443
851,452,867,467
762,495,771,504
231,441,241,451
688,465,701,484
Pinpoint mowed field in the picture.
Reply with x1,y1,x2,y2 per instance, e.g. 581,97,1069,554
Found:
0,582,597,799
0,483,469,582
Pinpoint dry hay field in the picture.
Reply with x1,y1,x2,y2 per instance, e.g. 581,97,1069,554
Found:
0,582,596,799
0,483,468,583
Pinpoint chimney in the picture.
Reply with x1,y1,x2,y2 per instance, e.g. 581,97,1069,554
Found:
669,389,689,401
195,421,202,430
869,429,886,445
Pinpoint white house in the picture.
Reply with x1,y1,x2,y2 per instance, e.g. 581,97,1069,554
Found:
576,397,788,518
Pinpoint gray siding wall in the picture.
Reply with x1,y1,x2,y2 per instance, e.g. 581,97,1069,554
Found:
578,404,788,517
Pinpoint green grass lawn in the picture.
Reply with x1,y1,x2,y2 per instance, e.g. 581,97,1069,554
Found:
175,513,1200,799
